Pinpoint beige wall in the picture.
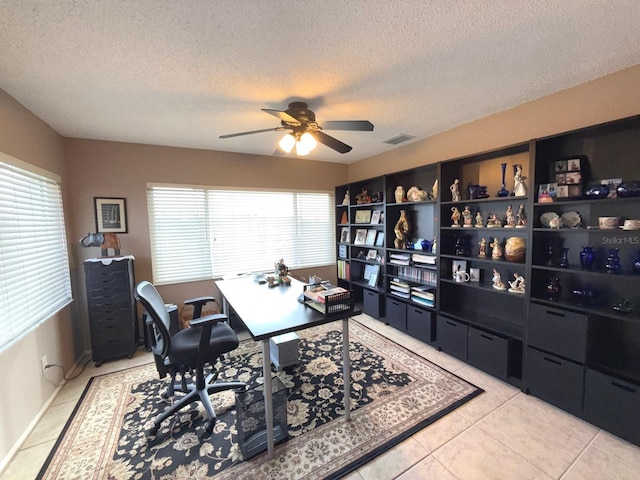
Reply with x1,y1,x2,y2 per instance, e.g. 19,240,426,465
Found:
349,64,640,181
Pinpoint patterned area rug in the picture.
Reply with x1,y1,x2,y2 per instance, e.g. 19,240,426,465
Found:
38,320,481,479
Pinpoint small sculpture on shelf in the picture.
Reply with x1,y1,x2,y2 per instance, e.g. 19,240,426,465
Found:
513,164,527,197
516,204,527,228
478,237,487,257
356,189,371,204
475,211,484,228
492,268,506,290
429,179,438,200
451,206,461,227
462,206,473,227
508,273,526,294
450,178,461,202
407,186,428,202
490,237,503,259
394,186,405,203
504,205,516,228
342,190,350,205
394,210,411,249
487,213,502,228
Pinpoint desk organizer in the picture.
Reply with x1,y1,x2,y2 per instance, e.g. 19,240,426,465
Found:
235,377,288,459
302,283,354,316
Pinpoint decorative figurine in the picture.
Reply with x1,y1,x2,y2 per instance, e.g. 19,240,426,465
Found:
430,179,439,200
451,206,461,227
462,206,473,227
487,213,502,228
342,190,349,205
504,205,516,228
478,237,487,257
516,204,527,228
394,210,411,249
407,186,428,202
475,211,484,228
492,269,506,290
513,164,527,197
356,189,371,204
450,179,461,202
508,273,526,293
394,186,405,203
274,258,291,285
490,237,503,259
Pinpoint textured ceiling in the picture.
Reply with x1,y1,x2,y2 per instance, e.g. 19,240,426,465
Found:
1,1,639,164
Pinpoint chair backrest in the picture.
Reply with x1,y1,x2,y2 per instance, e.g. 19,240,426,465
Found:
135,281,172,359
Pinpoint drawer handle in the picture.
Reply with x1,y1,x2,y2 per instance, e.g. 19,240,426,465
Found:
480,334,494,341
445,321,457,327
611,381,637,394
543,356,562,366
546,310,566,318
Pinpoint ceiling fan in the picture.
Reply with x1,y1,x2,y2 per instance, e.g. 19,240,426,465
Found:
219,102,374,155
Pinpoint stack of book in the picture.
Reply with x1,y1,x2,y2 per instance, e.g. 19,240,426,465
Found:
410,285,435,307
389,253,410,266
389,278,410,298
337,259,350,280
412,253,436,266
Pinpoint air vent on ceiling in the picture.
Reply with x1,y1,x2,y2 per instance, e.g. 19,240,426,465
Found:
383,134,415,145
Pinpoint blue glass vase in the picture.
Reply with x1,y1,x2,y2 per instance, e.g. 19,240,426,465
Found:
579,246,594,270
497,162,509,197
559,247,570,268
605,248,622,274
633,251,640,275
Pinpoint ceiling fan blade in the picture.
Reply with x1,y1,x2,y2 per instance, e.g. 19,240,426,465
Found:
312,131,352,154
262,108,301,126
317,120,374,131
219,127,286,139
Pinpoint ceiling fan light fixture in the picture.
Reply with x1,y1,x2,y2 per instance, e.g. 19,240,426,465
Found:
296,132,317,156
278,133,296,153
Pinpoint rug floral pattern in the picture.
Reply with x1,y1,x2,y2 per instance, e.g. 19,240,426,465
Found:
38,320,481,480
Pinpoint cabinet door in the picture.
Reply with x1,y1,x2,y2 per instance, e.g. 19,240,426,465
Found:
584,369,640,446
525,347,584,416
363,289,384,319
528,303,588,363
407,306,434,343
386,297,406,330
436,315,468,359
468,327,519,380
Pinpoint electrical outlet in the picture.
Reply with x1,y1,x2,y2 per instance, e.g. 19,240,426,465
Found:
41,355,48,372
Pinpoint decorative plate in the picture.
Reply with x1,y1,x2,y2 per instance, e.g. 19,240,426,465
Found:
561,211,582,228
540,212,560,228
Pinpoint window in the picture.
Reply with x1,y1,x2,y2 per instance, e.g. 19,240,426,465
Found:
0,153,72,351
147,185,335,284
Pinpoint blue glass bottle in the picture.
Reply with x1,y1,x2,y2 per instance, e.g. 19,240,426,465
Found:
559,247,570,268
579,246,594,270
497,163,509,197
605,248,622,274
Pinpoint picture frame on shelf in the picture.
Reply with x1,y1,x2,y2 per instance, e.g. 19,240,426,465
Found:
366,249,377,260
94,197,128,233
340,227,350,243
338,244,348,258
368,273,378,287
354,229,367,245
354,209,372,224
375,231,385,246
370,210,382,224
601,178,622,198
537,183,557,203
363,263,380,281
365,229,377,245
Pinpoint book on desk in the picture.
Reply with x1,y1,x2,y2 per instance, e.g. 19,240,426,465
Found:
302,283,353,315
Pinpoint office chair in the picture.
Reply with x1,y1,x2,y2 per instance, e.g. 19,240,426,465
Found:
135,281,246,434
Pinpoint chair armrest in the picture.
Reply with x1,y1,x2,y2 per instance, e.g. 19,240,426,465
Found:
184,296,216,305
189,313,228,328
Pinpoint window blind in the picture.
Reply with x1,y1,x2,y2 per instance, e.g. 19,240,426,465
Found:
147,185,335,285
0,155,72,351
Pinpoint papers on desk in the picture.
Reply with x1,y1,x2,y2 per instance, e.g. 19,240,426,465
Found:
303,284,352,315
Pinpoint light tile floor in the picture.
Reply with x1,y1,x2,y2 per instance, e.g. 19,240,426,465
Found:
2,313,640,479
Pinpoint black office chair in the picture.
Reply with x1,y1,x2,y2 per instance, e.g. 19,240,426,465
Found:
135,281,246,434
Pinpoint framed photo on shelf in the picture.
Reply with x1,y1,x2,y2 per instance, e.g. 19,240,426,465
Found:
366,249,377,260
354,229,367,245
338,244,348,258
365,229,377,245
601,178,622,198
537,183,557,203
354,209,372,224
340,227,350,243
363,263,380,281
370,210,382,224
375,231,385,246
94,197,128,233
368,273,378,287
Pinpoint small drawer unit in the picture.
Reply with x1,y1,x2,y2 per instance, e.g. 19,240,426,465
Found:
528,303,589,363
525,347,584,416
436,315,467,360
407,305,434,343
386,297,406,331
584,369,640,446
83,256,138,366
363,289,384,319
467,327,521,380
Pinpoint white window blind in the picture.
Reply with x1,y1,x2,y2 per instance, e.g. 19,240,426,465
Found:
0,155,72,351
147,185,335,285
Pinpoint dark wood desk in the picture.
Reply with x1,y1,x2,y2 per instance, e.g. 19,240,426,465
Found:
216,276,355,457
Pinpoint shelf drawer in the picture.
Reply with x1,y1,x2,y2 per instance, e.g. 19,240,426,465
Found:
584,369,640,446
525,347,584,416
363,289,384,319
528,303,588,362
468,327,520,380
386,297,406,330
407,306,434,343
436,315,467,359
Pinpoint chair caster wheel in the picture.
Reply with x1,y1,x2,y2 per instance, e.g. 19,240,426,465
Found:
149,425,158,436
205,419,216,433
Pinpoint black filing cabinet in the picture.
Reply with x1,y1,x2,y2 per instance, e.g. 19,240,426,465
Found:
84,256,138,366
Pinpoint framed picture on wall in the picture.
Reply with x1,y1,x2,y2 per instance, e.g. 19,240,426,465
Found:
94,197,128,233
